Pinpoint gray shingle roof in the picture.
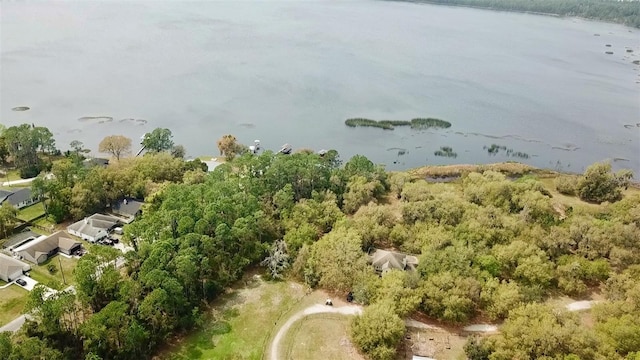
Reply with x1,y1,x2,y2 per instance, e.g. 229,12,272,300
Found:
67,213,120,237
14,231,81,263
112,198,143,217
83,158,109,168
0,188,33,206
369,249,419,272
0,253,30,279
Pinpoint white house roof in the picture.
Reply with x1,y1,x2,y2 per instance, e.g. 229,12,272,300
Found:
67,213,120,237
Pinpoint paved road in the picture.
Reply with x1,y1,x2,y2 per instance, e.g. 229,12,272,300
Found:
1,178,35,186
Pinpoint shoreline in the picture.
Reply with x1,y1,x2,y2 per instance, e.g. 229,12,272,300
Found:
393,0,640,29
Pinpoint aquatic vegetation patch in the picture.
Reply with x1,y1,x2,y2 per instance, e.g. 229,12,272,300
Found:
345,117,451,130
484,144,530,159
78,116,114,122
434,146,457,158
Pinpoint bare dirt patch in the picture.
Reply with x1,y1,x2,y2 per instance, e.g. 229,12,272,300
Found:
400,327,467,360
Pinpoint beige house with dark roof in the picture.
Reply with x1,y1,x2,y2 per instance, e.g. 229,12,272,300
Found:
0,253,30,282
14,231,82,264
369,249,419,274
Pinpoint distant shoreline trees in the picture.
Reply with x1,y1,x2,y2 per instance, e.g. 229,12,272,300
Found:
401,0,640,28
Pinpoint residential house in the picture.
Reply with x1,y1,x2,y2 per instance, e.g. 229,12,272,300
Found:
0,253,30,282
3,230,41,251
0,188,40,209
111,198,143,223
13,231,82,264
83,157,109,169
369,249,419,274
67,213,120,242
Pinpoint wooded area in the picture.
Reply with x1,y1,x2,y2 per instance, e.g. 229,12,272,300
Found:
0,124,638,360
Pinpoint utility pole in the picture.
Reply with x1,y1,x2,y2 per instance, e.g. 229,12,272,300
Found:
58,256,66,285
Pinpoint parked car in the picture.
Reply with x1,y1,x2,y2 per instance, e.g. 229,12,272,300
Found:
15,279,27,286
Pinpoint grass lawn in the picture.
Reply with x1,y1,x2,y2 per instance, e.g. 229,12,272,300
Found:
282,314,364,360
163,274,326,360
31,217,57,234
29,255,77,290
0,286,29,326
0,169,22,183
17,202,46,222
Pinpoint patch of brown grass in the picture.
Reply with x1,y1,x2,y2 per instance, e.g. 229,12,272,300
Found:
408,162,541,179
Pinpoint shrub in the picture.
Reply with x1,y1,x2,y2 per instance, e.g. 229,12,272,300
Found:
555,175,578,195
47,263,58,274
577,162,633,203
350,302,405,360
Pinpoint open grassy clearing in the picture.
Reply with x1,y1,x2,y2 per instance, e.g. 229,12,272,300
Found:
281,313,363,360
29,255,77,290
30,218,57,234
537,176,640,209
0,286,28,326
162,273,358,360
17,202,46,222
163,275,316,360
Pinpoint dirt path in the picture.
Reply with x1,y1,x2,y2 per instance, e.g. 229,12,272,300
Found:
267,299,599,359
566,300,598,311
269,304,362,360
1,177,35,186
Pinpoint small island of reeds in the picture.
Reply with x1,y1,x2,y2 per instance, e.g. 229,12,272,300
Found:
345,117,451,130
434,146,457,158
484,144,530,159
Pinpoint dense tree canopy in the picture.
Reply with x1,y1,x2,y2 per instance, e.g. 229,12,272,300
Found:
0,127,635,360
4,123,56,177
141,128,174,153
98,135,132,160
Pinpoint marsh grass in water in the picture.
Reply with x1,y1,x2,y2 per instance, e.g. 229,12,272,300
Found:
484,144,530,159
345,117,451,130
434,146,457,158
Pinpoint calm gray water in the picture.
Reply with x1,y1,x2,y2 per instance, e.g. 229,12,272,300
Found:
1,1,639,174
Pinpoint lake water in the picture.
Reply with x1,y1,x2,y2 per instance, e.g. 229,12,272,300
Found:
1,1,639,174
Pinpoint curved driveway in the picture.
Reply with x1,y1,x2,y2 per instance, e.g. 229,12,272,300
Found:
269,304,362,360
